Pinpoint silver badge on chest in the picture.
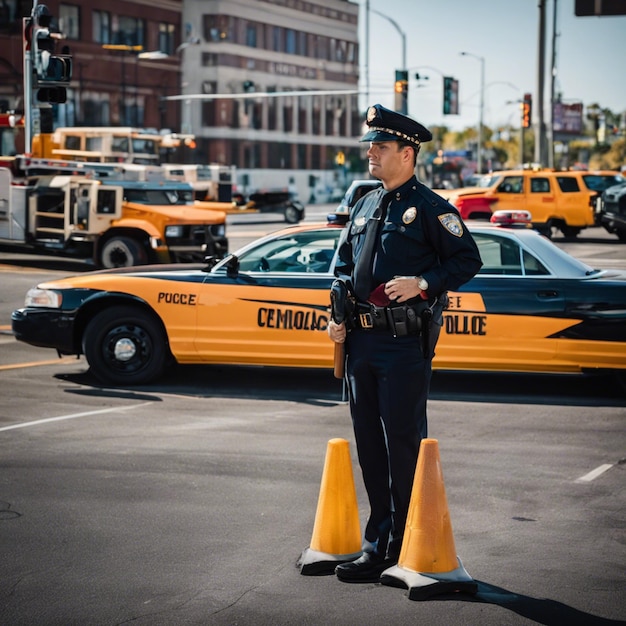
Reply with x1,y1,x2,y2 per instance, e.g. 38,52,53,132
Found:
402,207,417,224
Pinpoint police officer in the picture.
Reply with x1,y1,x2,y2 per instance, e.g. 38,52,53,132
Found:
328,104,482,583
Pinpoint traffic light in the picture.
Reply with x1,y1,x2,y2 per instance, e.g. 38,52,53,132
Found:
443,76,459,115
522,93,532,129
32,4,72,104
394,70,408,114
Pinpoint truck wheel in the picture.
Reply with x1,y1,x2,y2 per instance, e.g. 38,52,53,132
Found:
82,306,167,386
100,237,147,268
560,226,581,238
284,203,304,224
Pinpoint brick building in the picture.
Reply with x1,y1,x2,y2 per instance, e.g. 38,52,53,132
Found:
0,0,362,180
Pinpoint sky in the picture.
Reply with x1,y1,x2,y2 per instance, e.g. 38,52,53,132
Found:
357,0,626,133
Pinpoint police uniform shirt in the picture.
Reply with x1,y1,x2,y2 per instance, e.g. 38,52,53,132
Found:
335,175,483,300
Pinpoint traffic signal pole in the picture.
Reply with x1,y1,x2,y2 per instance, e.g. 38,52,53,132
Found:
22,2,72,154
23,16,34,153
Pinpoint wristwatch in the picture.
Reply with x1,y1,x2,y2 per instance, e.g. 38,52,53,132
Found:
417,276,429,291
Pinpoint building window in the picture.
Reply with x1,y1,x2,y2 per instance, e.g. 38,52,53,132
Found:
201,52,218,67
272,26,282,52
297,31,307,56
113,15,145,47
59,4,79,40
83,97,110,125
204,15,232,42
92,10,110,44
346,41,356,63
246,24,257,47
158,22,175,55
285,28,296,54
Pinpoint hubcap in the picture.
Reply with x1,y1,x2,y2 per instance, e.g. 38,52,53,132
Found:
114,337,137,362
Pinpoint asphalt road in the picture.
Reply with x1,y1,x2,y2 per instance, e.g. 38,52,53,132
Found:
0,208,625,625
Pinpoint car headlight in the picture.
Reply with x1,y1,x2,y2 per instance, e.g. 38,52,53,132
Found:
25,288,62,308
165,225,185,238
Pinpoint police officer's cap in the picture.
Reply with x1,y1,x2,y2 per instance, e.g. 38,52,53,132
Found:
360,104,432,147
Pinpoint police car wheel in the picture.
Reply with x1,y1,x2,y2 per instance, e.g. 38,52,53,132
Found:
82,306,167,386
100,236,148,268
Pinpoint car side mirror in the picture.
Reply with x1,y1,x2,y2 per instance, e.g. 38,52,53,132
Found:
203,254,219,271
226,254,240,278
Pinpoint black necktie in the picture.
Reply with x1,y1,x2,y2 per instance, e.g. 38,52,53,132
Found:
353,192,392,302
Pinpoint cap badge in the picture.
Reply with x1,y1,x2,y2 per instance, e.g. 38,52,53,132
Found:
438,212,464,237
367,106,377,123
402,207,417,224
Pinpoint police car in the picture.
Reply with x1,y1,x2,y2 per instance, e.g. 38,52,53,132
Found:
11,218,626,388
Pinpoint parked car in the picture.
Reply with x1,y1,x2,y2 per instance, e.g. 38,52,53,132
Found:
334,179,382,215
12,217,626,388
596,181,626,242
229,189,305,223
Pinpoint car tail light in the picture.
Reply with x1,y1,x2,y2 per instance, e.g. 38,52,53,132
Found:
490,210,533,227
455,196,497,220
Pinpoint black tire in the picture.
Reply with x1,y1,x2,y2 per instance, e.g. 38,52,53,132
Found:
284,203,303,224
614,370,626,395
560,225,581,238
82,306,167,385
100,236,147,268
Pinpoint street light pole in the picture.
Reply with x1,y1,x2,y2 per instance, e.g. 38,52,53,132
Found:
460,51,485,174
370,9,406,109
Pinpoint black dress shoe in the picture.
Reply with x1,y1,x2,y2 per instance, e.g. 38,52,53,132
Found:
335,552,397,583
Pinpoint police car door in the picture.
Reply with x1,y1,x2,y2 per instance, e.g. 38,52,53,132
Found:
193,229,341,367
435,231,565,372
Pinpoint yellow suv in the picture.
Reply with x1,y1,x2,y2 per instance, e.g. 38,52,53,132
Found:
439,168,600,238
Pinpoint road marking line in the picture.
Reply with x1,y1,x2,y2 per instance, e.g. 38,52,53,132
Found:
575,464,613,483
0,402,153,432
0,356,79,371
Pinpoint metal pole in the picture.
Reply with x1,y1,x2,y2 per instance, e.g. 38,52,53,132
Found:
460,51,485,174
535,0,547,165
370,9,407,109
507,98,525,166
23,16,33,154
365,0,370,107
478,55,484,173
548,0,558,168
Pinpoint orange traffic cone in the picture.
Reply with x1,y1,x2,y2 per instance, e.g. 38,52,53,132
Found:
380,438,477,600
299,438,362,575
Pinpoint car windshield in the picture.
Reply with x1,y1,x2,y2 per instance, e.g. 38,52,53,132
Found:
478,174,502,188
124,188,194,205
215,229,341,274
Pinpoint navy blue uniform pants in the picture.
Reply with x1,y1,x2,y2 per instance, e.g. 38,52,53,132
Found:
345,325,439,560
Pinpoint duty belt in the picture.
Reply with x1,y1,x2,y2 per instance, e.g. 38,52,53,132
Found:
355,301,432,337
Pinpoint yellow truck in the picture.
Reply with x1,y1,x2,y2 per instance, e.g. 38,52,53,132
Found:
438,168,601,238
0,156,228,267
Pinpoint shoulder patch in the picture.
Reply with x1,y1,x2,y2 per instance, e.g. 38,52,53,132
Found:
438,212,464,237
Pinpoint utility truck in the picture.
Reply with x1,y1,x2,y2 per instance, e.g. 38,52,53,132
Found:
0,156,229,267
